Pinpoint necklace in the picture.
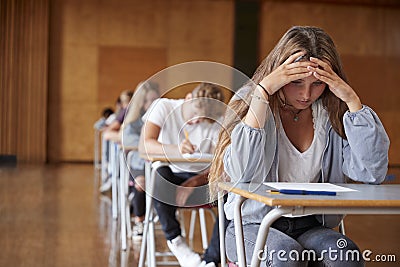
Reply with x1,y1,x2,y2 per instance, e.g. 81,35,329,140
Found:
278,92,305,122
286,108,304,122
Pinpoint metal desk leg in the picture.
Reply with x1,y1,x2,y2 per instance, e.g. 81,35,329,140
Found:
138,161,152,267
234,196,247,267
119,151,127,250
94,129,101,170
250,207,292,267
111,142,118,220
218,191,226,267
125,152,134,238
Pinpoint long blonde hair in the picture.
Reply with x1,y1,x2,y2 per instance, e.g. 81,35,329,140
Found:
123,81,159,124
209,26,349,199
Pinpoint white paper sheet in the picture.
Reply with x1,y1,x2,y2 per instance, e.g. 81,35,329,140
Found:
263,182,357,192
182,152,214,160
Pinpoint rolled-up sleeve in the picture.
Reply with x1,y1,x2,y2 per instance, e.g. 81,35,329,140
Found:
342,105,390,184
224,121,276,183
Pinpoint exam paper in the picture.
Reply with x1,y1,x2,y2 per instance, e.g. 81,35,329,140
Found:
182,152,214,160
263,182,357,192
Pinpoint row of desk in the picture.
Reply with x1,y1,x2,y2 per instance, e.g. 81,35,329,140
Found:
98,140,400,267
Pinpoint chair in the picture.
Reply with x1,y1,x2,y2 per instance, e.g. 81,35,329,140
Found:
138,161,216,267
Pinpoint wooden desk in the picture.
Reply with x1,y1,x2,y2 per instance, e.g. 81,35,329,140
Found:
142,153,214,163
218,182,400,267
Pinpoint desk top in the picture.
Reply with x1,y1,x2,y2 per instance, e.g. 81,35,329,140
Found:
140,153,213,163
122,146,138,151
218,182,400,207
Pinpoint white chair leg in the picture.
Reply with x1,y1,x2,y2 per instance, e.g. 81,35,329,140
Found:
199,208,209,250
179,210,187,238
188,209,197,241
339,219,346,235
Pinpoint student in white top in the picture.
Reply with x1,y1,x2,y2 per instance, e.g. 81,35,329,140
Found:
139,83,226,267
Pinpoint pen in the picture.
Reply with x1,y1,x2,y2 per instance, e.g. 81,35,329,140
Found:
267,189,336,196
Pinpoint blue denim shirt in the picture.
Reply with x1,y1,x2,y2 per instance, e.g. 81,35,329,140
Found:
223,105,390,227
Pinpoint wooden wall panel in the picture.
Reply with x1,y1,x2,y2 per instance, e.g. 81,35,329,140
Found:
98,47,167,106
259,0,400,164
167,0,234,65
0,0,49,163
48,0,234,162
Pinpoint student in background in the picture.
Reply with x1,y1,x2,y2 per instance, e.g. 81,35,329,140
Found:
139,83,226,267
94,107,115,130
209,26,390,266
100,89,133,193
121,81,159,239
103,90,134,141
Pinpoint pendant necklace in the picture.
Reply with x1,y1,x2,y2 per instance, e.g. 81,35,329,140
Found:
287,108,303,122
278,91,305,122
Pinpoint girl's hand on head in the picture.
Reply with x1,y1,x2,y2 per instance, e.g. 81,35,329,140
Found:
179,139,196,154
258,51,318,96
308,57,362,112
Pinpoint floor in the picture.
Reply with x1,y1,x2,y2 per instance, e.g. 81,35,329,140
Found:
0,163,399,267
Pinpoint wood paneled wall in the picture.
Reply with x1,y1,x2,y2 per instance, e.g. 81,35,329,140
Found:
259,0,400,164
2,0,400,164
47,0,234,162
0,0,49,163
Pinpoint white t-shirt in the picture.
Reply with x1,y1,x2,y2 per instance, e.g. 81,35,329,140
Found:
143,98,221,173
277,100,329,183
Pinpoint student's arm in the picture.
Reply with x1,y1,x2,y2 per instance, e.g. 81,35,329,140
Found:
139,121,195,156
104,120,121,132
175,171,209,206
342,106,390,184
223,119,276,184
139,121,178,155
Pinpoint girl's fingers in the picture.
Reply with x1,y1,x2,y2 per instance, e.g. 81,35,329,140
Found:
310,57,332,71
181,141,195,154
289,71,313,81
286,66,312,75
286,61,318,70
312,71,331,83
307,66,333,80
283,51,306,65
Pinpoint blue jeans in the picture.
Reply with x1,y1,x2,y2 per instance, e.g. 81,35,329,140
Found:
225,217,364,267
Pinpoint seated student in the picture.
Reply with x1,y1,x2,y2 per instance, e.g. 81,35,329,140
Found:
103,90,134,142
100,89,134,193
208,26,390,267
94,107,115,130
139,82,226,267
100,97,121,183
121,81,160,239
